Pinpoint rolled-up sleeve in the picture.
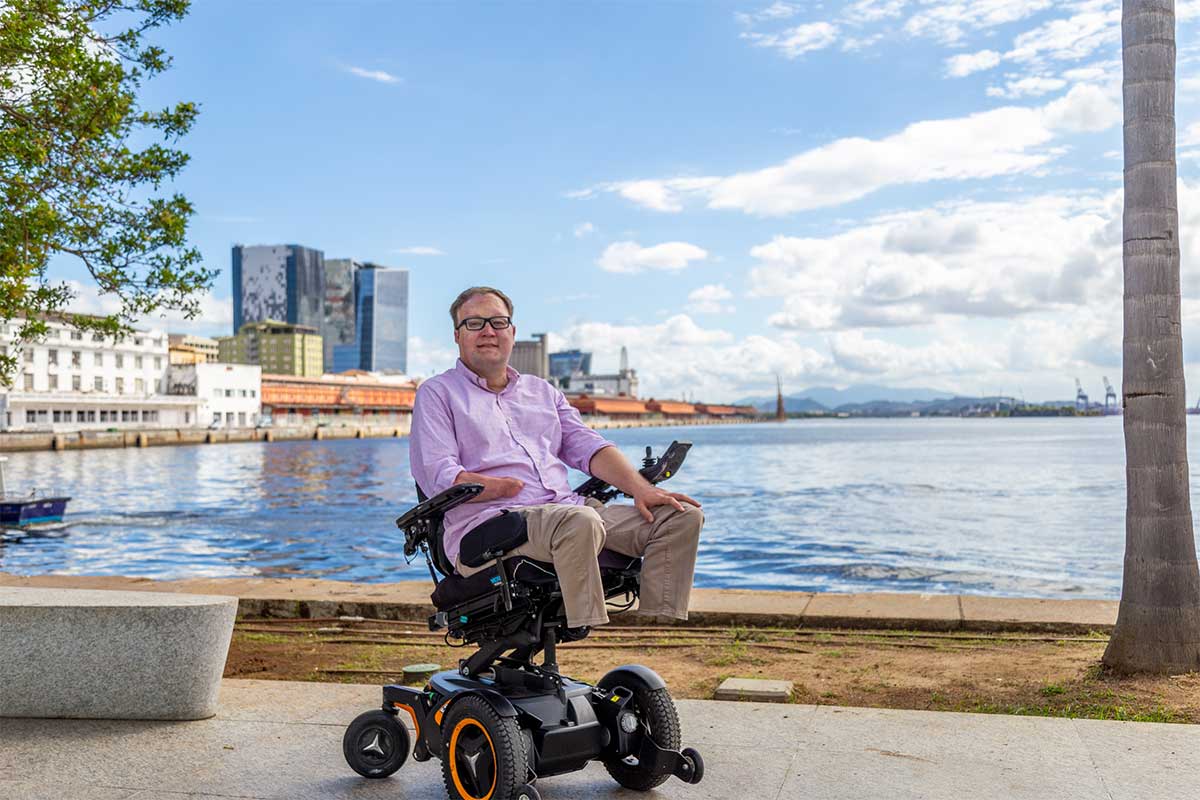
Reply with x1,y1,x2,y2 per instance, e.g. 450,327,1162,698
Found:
410,383,463,495
554,389,614,473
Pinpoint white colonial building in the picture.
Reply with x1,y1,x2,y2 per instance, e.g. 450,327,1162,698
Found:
167,362,262,428
0,319,200,431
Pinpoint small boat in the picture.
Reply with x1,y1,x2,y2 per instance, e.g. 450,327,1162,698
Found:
0,457,71,526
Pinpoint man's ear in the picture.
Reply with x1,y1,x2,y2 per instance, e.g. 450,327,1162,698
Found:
453,327,461,346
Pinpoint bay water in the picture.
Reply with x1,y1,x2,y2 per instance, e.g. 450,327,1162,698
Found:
0,417,1184,599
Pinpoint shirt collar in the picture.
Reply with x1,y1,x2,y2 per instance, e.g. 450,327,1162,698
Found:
455,358,520,393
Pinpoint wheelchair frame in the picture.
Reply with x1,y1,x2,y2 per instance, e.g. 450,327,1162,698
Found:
342,441,704,800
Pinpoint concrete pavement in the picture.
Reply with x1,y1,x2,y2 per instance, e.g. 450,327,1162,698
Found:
2,678,1197,800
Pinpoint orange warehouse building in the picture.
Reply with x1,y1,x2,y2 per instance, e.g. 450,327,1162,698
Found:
645,399,698,417
262,373,416,426
567,394,648,419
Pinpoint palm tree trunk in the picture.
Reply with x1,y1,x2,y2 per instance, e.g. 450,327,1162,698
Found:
1103,0,1200,674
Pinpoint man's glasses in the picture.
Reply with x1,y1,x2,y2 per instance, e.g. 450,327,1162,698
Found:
456,316,512,331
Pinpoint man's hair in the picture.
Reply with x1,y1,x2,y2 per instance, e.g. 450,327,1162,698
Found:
449,286,514,324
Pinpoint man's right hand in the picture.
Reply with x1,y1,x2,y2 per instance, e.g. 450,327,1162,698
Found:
456,471,524,503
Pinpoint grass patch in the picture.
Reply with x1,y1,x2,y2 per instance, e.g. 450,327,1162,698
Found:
1039,684,1066,697
966,701,1184,724
236,632,290,645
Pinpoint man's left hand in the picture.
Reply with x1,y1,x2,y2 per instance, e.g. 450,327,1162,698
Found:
632,486,701,523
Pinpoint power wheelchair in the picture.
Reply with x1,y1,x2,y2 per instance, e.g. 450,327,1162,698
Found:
342,441,705,800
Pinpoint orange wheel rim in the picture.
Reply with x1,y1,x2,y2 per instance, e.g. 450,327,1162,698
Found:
448,717,497,800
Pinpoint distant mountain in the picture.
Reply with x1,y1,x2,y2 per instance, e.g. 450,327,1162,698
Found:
738,384,954,413
798,384,956,408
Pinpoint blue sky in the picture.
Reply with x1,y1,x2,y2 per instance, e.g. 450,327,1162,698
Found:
49,1,1200,402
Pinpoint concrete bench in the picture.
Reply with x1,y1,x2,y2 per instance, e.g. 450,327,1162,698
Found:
0,586,237,720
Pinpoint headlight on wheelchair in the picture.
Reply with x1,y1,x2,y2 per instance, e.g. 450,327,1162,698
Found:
619,710,639,734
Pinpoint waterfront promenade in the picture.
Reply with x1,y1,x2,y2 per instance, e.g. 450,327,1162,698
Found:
0,573,1119,633
2,677,1196,799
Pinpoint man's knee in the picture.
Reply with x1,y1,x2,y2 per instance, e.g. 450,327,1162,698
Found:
668,503,704,543
555,505,606,549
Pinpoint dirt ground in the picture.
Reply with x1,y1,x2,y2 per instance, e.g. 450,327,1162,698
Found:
224,617,1200,724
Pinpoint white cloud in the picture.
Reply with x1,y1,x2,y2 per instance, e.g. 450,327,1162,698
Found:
596,241,708,274
345,66,402,84
392,246,445,256
687,284,735,314
65,281,234,336
1041,82,1120,133
985,76,1068,99
579,82,1123,218
406,336,460,379
573,222,596,238
1005,5,1119,66
945,50,1001,78
553,315,830,400
904,1,1054,45
735,2,801,26
748,191,1121,330
742,22,839,59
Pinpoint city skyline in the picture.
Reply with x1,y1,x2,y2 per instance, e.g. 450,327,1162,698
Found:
42,1,1200,402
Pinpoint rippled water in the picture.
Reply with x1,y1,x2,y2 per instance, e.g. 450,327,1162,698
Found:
1,417,1193,598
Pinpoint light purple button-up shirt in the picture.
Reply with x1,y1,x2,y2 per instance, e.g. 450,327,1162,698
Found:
409,359,615,568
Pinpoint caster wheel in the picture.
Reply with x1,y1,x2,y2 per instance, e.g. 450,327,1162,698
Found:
343,709,410,778
681,747,704,784
597,672,681,791
514,782,542,800
441,695,527,800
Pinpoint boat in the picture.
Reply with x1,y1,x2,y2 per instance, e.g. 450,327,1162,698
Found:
0,457,71,526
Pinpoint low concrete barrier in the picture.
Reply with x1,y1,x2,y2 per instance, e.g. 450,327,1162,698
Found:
0,587,237,720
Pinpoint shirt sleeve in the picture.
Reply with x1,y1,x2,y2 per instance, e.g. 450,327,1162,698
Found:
410,382,463,496
554,388,615,474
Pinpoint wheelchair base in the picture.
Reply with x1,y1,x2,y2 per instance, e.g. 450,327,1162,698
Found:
344,664,705,798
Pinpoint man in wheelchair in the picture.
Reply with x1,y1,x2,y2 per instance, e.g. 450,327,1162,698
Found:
341,286,707,800
410,285,704,636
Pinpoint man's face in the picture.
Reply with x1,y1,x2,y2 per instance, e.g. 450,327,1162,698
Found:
454,293,516,375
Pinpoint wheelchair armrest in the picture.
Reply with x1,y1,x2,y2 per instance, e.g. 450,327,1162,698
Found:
574,440,692,502
396,483,484,556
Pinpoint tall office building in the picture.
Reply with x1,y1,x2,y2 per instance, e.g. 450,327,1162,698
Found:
331,263,409,374
549,349,592,380
323,258,358,371
231,244,326,346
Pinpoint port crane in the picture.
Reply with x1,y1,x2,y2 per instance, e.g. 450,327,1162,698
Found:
1103,377,1118,414
1075,378,1089,412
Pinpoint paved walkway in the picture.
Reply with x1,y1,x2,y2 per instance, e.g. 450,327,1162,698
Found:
0,572,1119,633
2,678,1196,799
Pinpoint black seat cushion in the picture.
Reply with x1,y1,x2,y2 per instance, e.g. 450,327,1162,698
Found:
430,549,643,611
457,510,528,568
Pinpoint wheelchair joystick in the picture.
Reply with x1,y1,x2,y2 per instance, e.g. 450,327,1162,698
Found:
642,446,655,469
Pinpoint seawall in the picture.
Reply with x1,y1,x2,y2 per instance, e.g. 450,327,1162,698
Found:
0,573,1119,634
0,415,763,452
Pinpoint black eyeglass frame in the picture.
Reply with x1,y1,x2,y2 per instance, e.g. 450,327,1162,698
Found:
455,315,513,331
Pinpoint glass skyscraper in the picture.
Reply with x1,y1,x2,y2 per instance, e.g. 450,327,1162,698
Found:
354,265,408,373
231,244,326,336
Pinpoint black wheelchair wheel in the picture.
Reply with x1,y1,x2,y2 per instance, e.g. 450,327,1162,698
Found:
343,709,410,778
441,695,527,800
598,674,682,791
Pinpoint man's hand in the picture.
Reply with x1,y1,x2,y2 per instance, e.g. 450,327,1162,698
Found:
456,471,523,503
631,486,701,523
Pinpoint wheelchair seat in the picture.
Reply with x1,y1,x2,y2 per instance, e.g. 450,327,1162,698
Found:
430,549,641,611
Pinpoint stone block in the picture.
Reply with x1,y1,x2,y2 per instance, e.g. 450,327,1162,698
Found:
714,677,794,702
0,587,237,720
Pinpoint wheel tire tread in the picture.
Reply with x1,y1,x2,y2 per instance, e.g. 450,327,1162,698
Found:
440,695,526,800
602,686,681,791
342,709,409,779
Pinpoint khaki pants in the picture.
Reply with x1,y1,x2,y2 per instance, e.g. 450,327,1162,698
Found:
455,499,704,628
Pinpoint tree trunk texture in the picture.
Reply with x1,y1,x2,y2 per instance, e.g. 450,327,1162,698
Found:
1104,0,1200,673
